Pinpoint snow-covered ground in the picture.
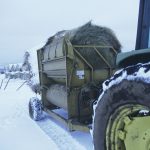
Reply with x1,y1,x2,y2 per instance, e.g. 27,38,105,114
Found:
0,75,93,150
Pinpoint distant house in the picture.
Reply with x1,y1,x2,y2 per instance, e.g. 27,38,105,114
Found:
9,64,15,72
16,63,23,71
5,63,23,72
4,63,32,80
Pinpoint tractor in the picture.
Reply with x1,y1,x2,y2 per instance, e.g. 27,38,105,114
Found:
29,0,150,149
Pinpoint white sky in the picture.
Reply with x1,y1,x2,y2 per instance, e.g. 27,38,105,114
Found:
0,0,140,65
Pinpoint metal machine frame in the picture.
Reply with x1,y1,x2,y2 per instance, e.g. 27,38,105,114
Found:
37,39,117,131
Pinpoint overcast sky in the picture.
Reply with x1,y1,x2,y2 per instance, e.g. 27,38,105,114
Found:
0,0,140,65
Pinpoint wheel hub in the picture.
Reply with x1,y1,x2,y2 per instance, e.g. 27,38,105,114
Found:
124,117,150,150
106,104,150,150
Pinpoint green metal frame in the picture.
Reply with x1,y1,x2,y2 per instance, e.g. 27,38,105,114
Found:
37,39,118,132
73,45,117,81
44,107,89,132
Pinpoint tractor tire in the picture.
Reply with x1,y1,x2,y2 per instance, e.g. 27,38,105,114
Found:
29,97,43,121
93,63,150,150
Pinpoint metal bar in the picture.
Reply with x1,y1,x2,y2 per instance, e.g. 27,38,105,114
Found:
54,41,59,58
73,45,118,78
64,39,74,92
68,60,75,89
68,120,90,132
44,108,90,132
93,47,113,77
74,45,118,56
4,78,11,90
43,69,67,78
136,0,150,49
74,45,115,48
43,68,66,72
136,0,145,49
93,47,112,68
0,79,4,89
48,45,51,59
44,108,68,127
110,47,118,55
73,48,94,81
47,75,66,78
16,81,27,91
42,56,65,63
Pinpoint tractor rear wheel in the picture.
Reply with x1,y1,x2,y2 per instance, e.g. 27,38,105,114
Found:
93,65,150,150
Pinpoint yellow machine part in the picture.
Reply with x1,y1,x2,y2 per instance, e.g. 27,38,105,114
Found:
106,105,150,150
124,116,150,150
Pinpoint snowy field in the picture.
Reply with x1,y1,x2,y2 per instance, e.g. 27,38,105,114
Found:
0,75,93,150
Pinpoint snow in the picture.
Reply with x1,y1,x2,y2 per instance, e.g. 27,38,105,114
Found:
0,77,93,150
102,62,150,91
139,110,149,115
0,79,58,150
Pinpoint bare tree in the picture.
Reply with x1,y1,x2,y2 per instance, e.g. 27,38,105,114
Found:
22,51,32,71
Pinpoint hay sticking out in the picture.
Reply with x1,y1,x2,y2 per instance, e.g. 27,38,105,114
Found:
46,22,121,52
45,22,122,68
70,22,121,52
69,22,122,68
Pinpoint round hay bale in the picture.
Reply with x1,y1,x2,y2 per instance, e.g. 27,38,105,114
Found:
70,22,121,51
45,22,122,68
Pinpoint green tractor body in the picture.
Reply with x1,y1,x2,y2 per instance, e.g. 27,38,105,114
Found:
117,48,150,68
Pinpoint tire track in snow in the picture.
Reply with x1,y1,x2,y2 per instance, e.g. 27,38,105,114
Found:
37,116,86,150
0,79,90,149
0,80,30,129
0,93,28,129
